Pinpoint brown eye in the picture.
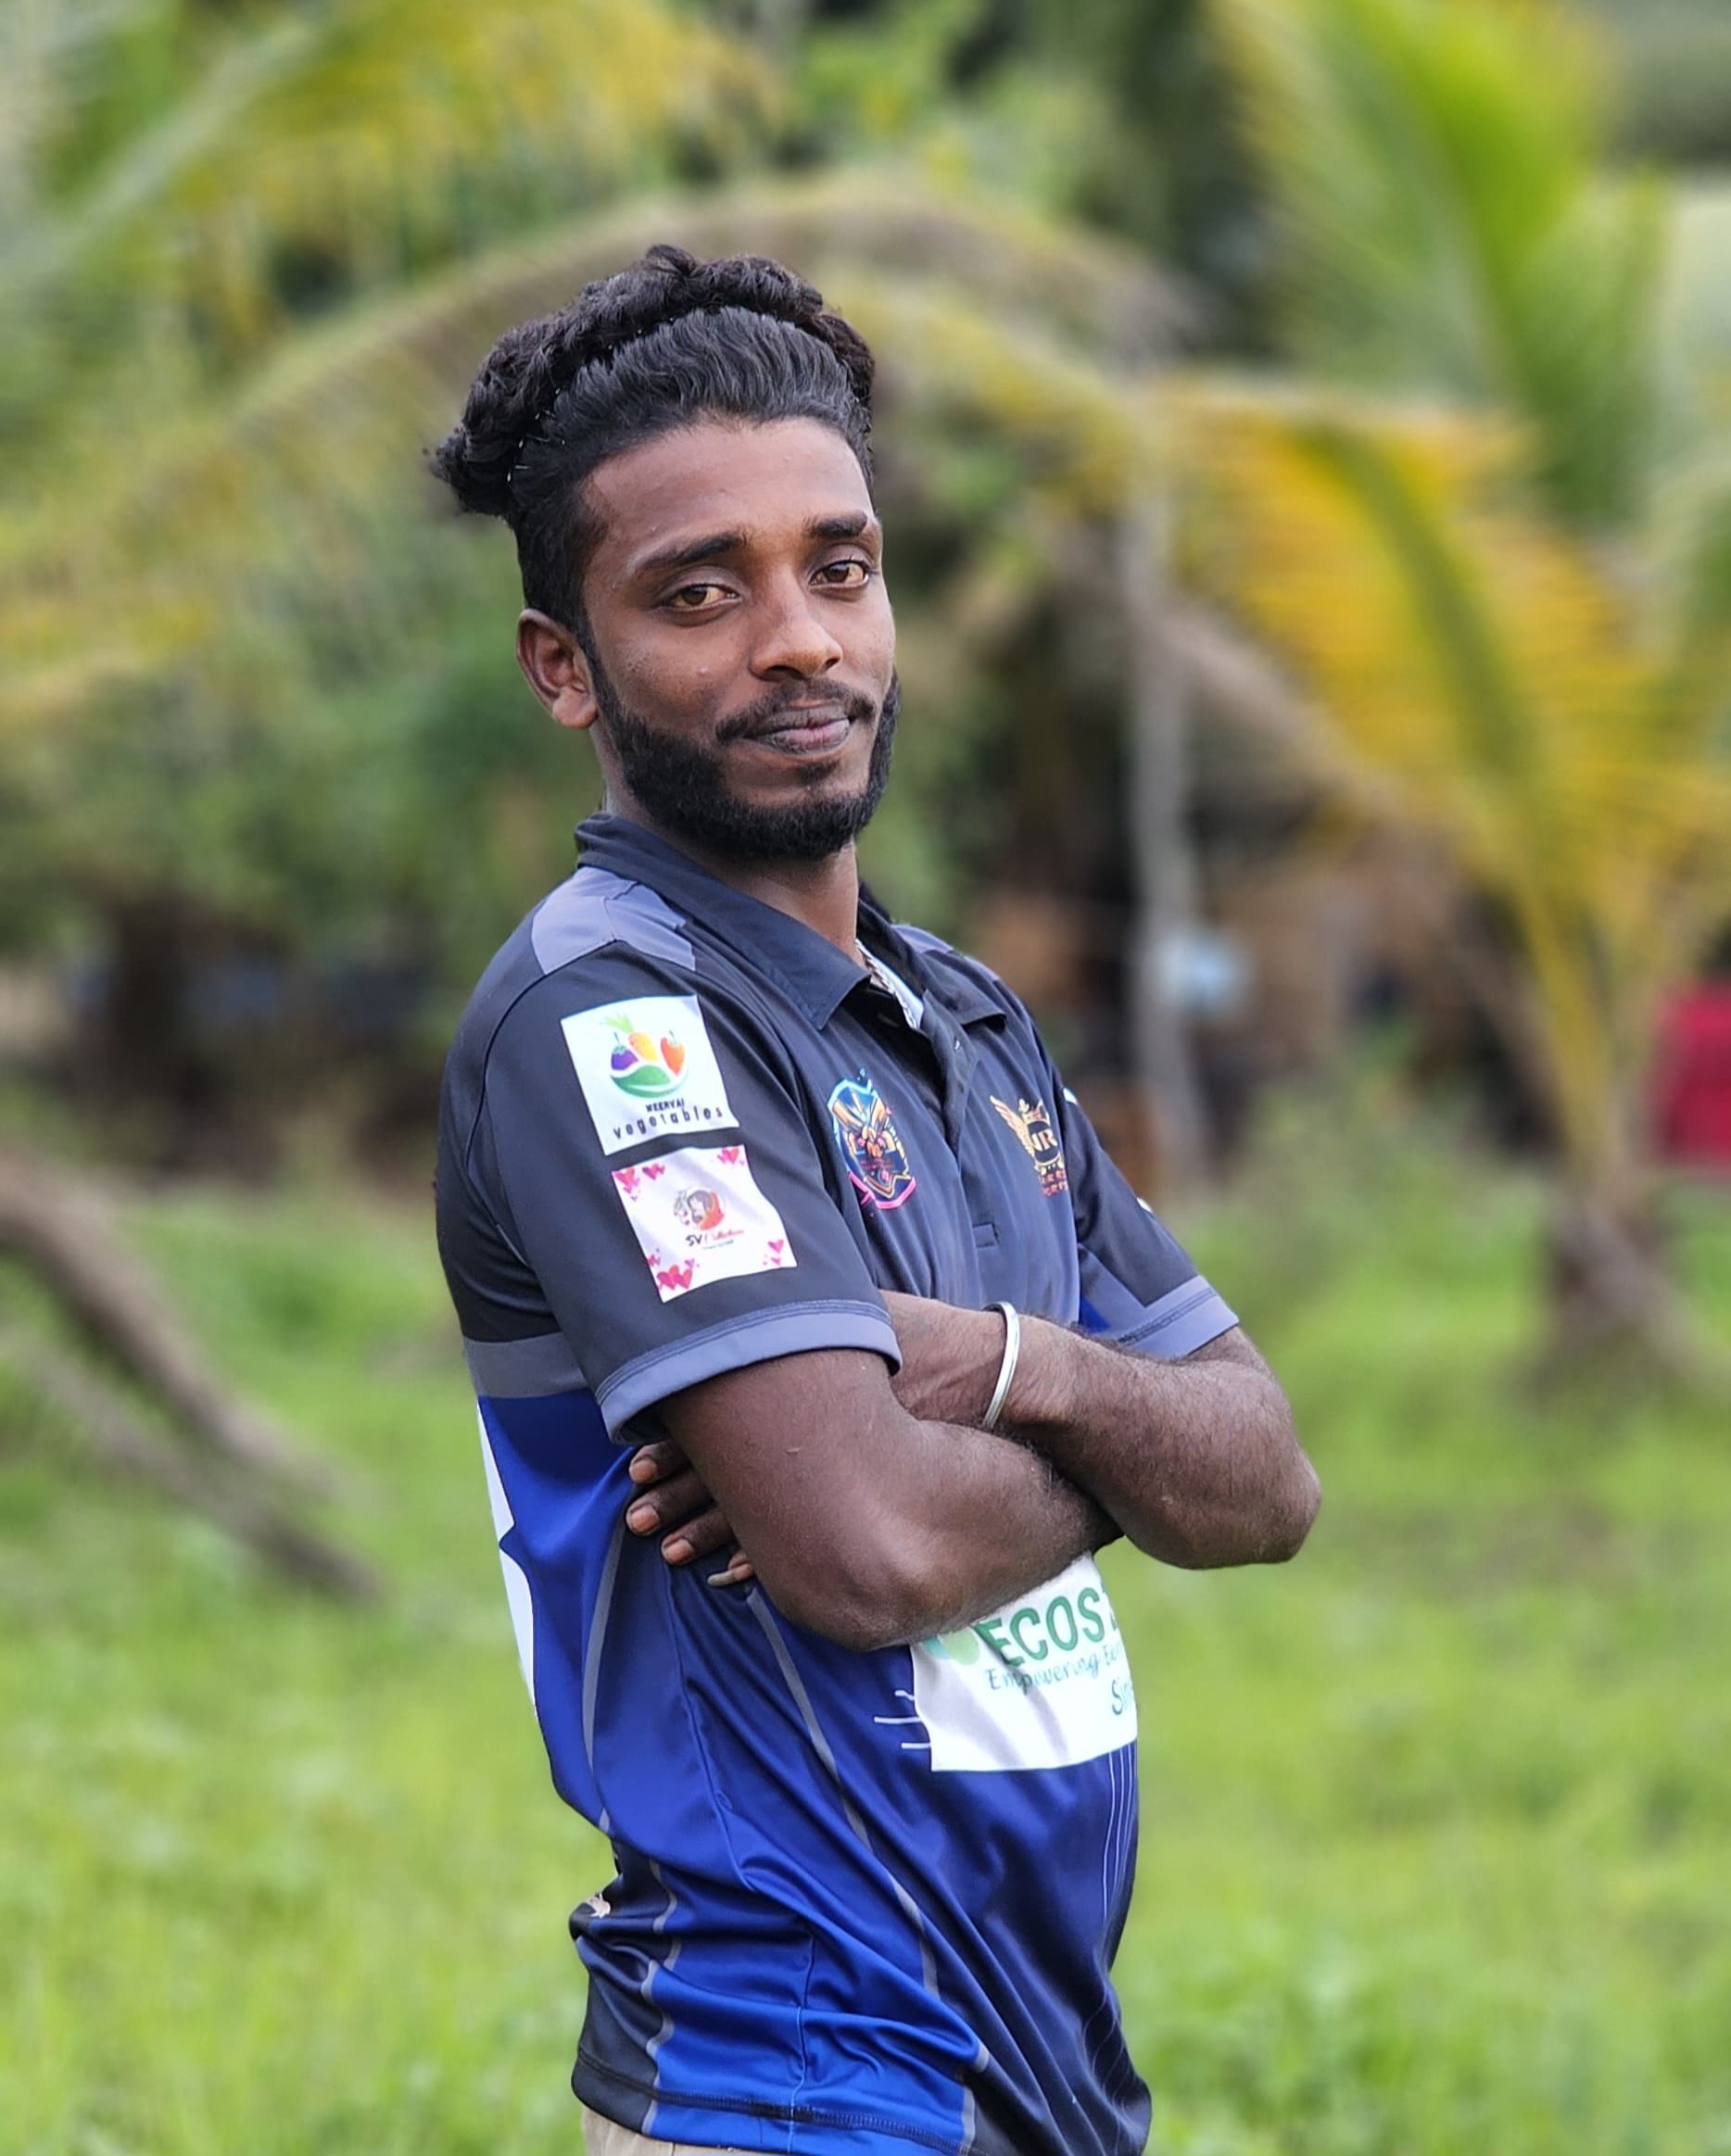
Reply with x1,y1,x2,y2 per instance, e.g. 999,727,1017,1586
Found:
665,582,730,610
816,558,874,589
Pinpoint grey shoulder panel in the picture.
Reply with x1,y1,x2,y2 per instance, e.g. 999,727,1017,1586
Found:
464,1330,588,1399
530,865,694,978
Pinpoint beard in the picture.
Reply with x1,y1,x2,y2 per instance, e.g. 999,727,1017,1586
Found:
592,663,900,864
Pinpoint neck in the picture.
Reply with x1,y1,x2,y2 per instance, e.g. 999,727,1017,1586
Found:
610,803,862,956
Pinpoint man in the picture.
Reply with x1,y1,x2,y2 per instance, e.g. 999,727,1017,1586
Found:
433,245,1319,2156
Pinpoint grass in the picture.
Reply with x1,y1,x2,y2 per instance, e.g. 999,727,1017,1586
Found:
2,1097,1728,2155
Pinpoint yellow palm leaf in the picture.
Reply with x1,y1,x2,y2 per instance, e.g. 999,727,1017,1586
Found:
1182,383,1731,1186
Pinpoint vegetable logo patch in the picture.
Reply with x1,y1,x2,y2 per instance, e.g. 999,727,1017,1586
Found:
562,994,737,1154
828,1073,917,1210
612,1142,794,1302
604,1012,688,1100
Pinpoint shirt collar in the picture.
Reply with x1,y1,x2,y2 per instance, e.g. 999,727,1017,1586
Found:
576,813,866,1028
574,813,1003,1033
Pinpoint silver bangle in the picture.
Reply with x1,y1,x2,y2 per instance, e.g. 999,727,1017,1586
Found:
981,1301,1021,1431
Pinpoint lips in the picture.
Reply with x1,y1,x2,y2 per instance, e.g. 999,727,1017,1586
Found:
737,703,857,756
758,715,852,754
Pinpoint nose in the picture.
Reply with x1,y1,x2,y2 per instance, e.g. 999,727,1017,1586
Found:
749,574,844,682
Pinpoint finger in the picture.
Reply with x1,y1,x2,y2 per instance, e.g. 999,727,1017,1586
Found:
660,1506,735,1566
626,1437,685,1486
706,1544,754,1587
625,1468,710,1534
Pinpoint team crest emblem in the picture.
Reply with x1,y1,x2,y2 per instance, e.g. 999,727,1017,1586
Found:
828,1074,917,1210
991,1095,1069,1198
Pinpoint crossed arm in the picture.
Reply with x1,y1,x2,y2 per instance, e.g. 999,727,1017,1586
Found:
624,1293,1320,1652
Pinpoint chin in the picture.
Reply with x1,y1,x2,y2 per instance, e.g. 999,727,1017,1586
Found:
741,734,873,788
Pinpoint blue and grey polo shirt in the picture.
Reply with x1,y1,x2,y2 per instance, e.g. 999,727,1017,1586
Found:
436,813,1236,2156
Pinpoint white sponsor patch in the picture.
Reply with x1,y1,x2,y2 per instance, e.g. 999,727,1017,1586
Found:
562,994,739,1156
611,1142,795,1302
903,1555,1136,1772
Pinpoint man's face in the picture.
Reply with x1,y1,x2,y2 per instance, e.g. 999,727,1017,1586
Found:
556,417,898,863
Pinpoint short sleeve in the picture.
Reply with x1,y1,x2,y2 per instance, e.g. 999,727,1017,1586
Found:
467,956,900,1435
1056,1084,1237,1360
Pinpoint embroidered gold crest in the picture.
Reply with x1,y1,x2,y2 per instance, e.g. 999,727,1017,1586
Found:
990,1095,1070,1198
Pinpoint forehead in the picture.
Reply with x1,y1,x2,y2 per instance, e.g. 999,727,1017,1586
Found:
584,418,872,567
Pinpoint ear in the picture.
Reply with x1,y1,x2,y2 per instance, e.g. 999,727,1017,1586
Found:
516,610,600,732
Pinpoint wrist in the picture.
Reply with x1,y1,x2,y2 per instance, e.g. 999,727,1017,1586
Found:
943,1305,1017,1427
999,1314,1077,1435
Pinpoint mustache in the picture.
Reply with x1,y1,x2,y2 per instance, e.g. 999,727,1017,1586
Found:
715,683,883,743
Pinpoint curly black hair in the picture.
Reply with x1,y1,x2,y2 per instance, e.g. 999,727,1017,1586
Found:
431,244,876,640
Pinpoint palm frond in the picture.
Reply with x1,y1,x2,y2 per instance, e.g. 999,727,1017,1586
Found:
8,0,770,337
1214,0,1663,527
0,170,1181,730
1183,381,1731,1174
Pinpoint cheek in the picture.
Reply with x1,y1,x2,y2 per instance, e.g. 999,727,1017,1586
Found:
613,639,727,719
857,595,896,680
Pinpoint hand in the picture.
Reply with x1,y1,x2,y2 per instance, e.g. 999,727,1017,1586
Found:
879,1292,1006,1427
624,1436,753,1585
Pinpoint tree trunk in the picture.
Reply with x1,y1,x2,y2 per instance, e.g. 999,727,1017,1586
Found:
4,1331,376,1600
1119,501,1212,1198
0,1151,376,1598
0,1153,330,1493
1536,1182,1725,1393
89,893,213,1120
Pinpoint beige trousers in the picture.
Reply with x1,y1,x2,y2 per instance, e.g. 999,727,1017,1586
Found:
580,2104,763,2155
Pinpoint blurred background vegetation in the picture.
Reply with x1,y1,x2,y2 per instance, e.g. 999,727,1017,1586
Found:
2,2,1727,2151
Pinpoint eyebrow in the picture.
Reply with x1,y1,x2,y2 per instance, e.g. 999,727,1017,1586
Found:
630,511,878,581
808,511,875,542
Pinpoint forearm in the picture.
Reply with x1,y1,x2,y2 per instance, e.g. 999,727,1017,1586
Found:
1007,1320,1320,1568
840,1411,1112,1645
656,1343,1114,1656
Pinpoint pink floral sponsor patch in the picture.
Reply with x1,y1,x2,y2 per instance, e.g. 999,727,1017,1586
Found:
611,1142,796,1303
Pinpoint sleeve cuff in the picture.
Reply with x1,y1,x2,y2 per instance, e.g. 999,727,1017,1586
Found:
594,1298,903,1436
1111,1277,1237,1360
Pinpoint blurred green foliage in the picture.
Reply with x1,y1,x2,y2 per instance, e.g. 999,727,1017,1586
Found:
1180,0,1731,1359
1578,0,1731,163
5,0,1727,1204
5,12,1729,2144
3,1099,1727,2152
0,0,771,1133
1,0,1212,1143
